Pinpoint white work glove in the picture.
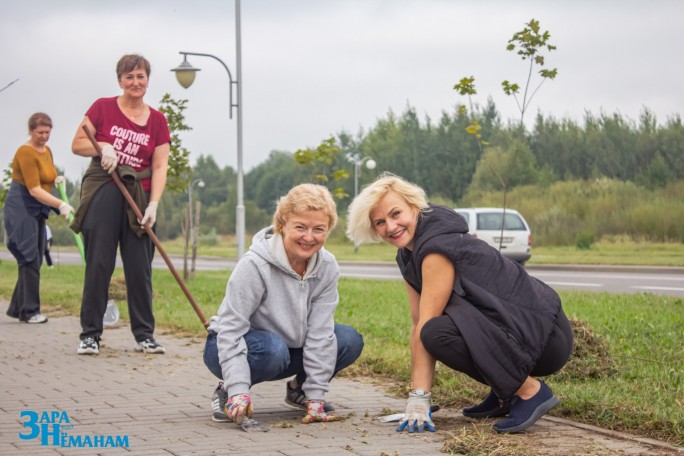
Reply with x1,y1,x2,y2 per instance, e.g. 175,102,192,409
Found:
139,201,158,227
225,393,253,424
54,176,66,187
100,145,118,174
58,202,74,219
396,390,436,433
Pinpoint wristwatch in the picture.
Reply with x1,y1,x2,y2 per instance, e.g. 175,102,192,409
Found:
411,388,426,396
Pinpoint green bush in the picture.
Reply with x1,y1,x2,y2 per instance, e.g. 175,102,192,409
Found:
457,178,684,246
575,231,595,250
199,228,219,246
47,220,76,247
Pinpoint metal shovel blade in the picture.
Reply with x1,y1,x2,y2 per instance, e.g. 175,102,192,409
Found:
103,299,120,326
240,417,269,432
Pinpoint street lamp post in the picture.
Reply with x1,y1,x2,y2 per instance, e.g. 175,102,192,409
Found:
188,178,205,272
348,154,377,199
347,154,376,252
171,0,245,258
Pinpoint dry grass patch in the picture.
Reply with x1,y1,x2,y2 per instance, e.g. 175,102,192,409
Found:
556,319,614,380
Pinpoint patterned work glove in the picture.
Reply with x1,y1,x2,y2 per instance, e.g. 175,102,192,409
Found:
302,399,339,424
100,145,118,174
225,393,253,424
396,390,436,433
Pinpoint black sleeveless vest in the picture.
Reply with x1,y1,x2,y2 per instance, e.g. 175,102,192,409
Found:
397,204,561,400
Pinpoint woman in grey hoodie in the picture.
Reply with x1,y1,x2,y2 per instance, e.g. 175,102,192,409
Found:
204,184,364,426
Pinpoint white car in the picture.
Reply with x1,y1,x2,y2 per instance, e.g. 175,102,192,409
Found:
454,207,532,264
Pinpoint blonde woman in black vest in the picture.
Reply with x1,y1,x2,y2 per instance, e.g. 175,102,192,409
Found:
347,173,572,434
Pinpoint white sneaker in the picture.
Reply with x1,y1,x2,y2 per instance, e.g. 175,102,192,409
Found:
24,314,48,324
135,338,166,354
77,337,100,355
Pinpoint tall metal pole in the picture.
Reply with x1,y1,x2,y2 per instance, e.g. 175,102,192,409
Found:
188,182,195,249
235,0,246,258
353,159,361,253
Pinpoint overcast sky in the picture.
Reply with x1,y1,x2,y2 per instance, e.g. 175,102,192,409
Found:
1,0,683,182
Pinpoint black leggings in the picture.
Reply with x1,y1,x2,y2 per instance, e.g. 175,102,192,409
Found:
421,309,573,386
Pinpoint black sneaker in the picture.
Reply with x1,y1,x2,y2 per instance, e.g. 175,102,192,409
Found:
135,338,166,354
77,337,100,355
212,382,229,422
493,381,560,433
285,381,335,412
463,390,510,418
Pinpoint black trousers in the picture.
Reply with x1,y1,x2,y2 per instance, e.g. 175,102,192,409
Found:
79,183,155,342
421,308,573,387
7,217,46,320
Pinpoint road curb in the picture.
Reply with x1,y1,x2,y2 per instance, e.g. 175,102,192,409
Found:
526,263,684,275
542,416,684,453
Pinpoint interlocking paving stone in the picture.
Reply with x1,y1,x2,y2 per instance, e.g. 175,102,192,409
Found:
1,300,682,455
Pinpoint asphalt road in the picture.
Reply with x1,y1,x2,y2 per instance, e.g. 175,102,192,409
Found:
3,249,684,297
339,262,684,297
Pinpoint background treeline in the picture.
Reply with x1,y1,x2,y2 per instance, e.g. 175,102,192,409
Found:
5,100,684,248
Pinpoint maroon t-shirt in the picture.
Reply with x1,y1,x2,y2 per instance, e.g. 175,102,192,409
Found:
86,97,170,191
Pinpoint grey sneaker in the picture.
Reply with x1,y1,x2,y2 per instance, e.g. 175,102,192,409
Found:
135,338,166,354
77,337,100,355
285,381,335,412
212,382,229,422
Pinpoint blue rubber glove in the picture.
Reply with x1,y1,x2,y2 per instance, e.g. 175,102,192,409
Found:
396,390,436,433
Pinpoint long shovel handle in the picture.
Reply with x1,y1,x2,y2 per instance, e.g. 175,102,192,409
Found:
57,181,86,263
82,125,209,329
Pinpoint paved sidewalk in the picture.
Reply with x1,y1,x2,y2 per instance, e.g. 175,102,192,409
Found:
1,301,682,456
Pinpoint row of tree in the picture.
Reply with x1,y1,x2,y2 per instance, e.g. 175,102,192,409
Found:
2,100,682,246
246,102,684,208
169,101,684,244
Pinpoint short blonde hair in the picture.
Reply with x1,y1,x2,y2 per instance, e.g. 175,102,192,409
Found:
346,173,428,244
273,183,338,234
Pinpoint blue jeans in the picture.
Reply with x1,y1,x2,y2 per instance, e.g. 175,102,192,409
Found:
203,324,364,386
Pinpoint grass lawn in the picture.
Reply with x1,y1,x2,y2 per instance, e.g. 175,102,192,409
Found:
0,261,681,445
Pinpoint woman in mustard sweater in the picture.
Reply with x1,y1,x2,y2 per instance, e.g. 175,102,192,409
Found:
4,112,73,323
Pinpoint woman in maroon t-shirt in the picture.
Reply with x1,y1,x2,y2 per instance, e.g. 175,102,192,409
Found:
71,54,171,356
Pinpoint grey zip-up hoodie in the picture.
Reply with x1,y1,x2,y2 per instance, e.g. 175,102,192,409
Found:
208,226,339,400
